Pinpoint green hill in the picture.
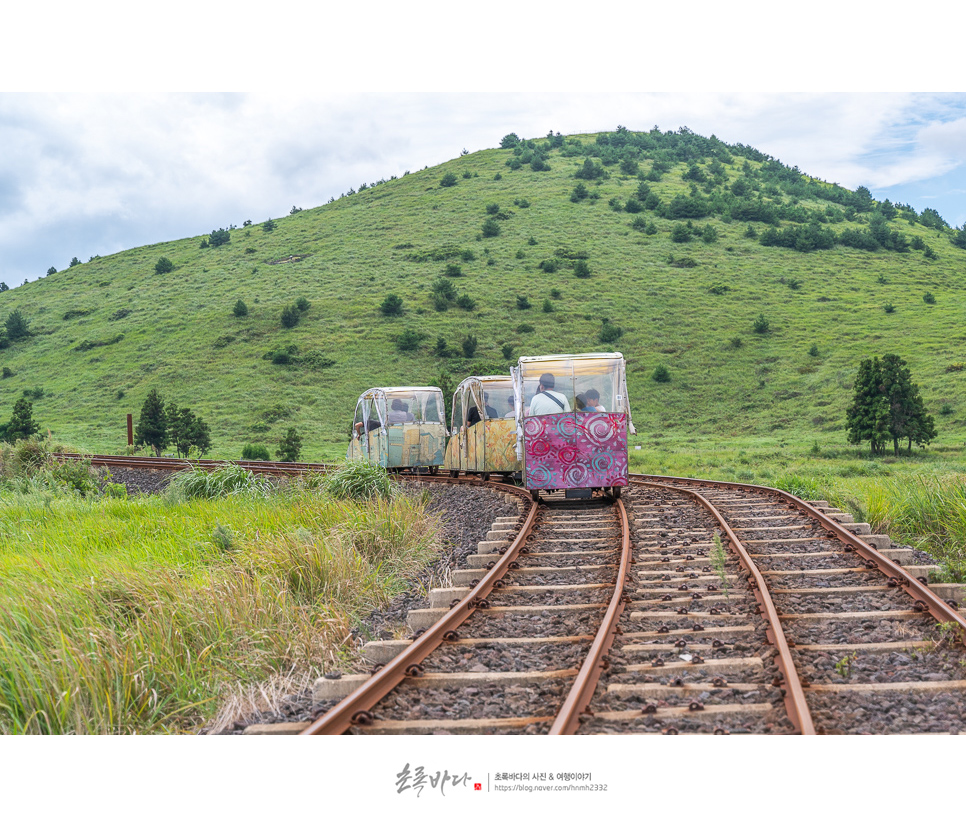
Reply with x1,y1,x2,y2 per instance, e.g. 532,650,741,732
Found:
2,126,965,462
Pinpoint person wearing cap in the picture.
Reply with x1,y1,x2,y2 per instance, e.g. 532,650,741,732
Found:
527,372,571,415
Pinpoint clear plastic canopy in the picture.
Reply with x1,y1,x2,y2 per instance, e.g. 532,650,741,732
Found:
513,353,634,424
353,386,446,432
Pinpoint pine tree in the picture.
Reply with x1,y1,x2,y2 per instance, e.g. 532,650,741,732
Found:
135,389,168,456
846,355,936,454
7,397,40,441
277,428,302,462
166,403,212,458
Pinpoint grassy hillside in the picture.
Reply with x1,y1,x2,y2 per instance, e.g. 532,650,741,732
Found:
1,127,965,462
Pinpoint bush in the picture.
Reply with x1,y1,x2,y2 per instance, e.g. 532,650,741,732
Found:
462,334,478,358
154,257,174,275
233,299,249,317
440,172,458,187
600,321,623,343
295,297,311,312
5,310,30,340
397,329,425,351
481,218,501,238
277,427,303,462
324,458,393,501
752,313,770,334
573,260,591,278
280,305,300,328
456,294,476,311
516,296,531,310
240,443,271,461
262,218,277,232
652,364,671,383
208,228,231,247
923,292,936,304
502,344,516,360
380,294,404,317
444,263,463,277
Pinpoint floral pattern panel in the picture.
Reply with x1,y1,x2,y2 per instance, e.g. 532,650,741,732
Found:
523,413,627,489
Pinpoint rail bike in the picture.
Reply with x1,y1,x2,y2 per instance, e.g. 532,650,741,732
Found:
442,375,522,478
346,386,447,471
512,353,634,499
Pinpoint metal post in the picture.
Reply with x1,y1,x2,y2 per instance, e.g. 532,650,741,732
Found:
127,413,133,446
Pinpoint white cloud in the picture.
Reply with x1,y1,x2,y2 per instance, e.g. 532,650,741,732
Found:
2,92,966,284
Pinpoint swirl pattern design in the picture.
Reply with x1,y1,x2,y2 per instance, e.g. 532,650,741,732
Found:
524,413,628,489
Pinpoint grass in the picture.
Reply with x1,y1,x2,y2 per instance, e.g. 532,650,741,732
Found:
0,129,961,463
0,466,440,734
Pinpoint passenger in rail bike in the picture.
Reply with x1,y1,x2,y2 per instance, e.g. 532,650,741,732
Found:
527,373,571,416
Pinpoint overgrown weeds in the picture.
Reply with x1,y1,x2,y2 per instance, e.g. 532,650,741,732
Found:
0,487,439,734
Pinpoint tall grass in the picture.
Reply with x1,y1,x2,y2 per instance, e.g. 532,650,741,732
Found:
835,475,966,581
0,488,439,734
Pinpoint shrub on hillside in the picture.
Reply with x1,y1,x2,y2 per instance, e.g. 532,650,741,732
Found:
280,305,300,328
752,313,770,334
233,299,249,317
652,364,671,383
481,218,501,238
380,294,404,317
397,329,425,351
600,321,623,343
440,172,458,187
154,257,174,275
5,310,30,340
295,297,311,312
208,228,231,247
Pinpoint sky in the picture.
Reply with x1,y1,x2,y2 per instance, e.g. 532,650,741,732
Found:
2,91,964,288
2,2,966,290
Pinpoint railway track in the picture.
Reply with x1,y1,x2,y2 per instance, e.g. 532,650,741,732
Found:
56,452,333,478
56,453,966,733
301,474,966,735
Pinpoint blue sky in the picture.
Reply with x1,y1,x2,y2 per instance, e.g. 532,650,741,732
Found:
1,8,964,290
1,92,964,288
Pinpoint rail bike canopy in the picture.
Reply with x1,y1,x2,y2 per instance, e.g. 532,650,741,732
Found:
512,353,635,423
347,386,447,470
512,353,634,492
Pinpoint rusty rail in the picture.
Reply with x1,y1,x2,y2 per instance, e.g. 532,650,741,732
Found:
300,477,538,735
636,479,816,734
631,474,966,640
548,497,632,735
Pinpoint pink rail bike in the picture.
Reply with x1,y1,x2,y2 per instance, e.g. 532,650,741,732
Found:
511,353,636,500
